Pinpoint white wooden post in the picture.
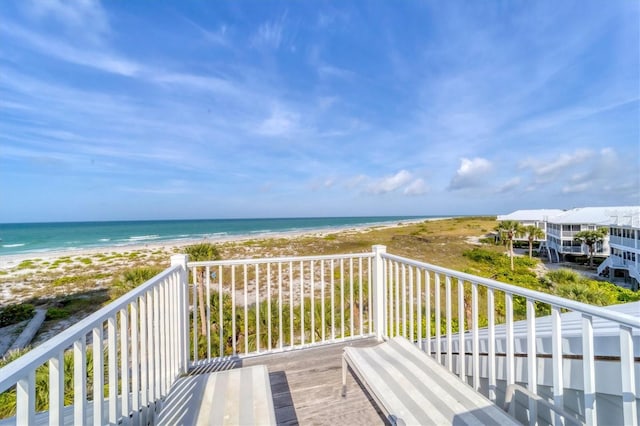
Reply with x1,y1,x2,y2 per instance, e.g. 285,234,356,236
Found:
372,245,387,341
171,254,189,374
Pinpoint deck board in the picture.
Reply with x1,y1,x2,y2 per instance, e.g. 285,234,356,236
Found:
243,338,385,426
189,338,386,425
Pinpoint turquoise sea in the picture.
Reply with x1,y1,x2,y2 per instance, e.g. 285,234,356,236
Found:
0,216,435,256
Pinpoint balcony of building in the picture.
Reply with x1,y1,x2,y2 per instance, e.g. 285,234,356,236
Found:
0,246,638,425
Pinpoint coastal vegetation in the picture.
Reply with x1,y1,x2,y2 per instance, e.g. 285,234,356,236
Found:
494,220,523,271
522,225,545,258
0,217,637,420
574,228,609,267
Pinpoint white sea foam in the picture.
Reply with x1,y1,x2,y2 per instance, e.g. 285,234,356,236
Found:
2,243,25,248
127,235,161,242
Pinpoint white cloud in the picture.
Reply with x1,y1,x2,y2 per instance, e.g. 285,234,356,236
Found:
318,65,354,80
519,149,594,175
496,177,521,193
448,157,493,190
367,170,413,194
25,0,110,43
3,23,139,76
403,178,429,196
252,16,286,49
561,182,589,194
255,106,300,137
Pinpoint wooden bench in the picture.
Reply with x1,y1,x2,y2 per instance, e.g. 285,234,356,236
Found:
157,364,277,425
342,337,519,425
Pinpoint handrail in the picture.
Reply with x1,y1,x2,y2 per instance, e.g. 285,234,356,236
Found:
187,251,373,267
0,264,182,394
381,252,640,329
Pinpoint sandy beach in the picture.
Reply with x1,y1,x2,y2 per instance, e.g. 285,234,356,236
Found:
0,217,442,306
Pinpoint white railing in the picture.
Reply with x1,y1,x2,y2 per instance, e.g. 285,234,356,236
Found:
0,256,188,425
1,246,638,425
379,250,639,426
187,252,374,363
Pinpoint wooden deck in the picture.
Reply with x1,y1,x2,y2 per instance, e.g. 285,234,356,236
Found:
187,337,386,425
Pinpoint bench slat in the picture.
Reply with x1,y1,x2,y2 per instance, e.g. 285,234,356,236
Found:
158,365,277,425
344,337,519,425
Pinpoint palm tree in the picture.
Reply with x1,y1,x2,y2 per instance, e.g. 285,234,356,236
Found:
574,228,609,267
522,225,545,259
496,220,524,271
184,243,221,335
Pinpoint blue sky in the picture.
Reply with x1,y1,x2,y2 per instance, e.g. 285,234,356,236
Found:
1,1,638,223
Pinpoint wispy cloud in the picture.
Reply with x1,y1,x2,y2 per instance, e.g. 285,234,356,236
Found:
404,178,429,196
24,0,110,44
254,105,301,137
496,177,521,194
519,149,594,175
2,22,139,76
252,14,287,50
367,170,413,194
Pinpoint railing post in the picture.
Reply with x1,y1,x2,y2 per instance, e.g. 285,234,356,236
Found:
171,254,189,374
372,245,386,341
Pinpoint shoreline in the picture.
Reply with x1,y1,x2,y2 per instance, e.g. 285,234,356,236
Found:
0,217,445,269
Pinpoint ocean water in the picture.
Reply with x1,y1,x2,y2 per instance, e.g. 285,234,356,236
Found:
0,216,433,256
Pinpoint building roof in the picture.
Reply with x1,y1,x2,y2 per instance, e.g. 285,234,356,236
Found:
548,206,640,226
496,209,564,222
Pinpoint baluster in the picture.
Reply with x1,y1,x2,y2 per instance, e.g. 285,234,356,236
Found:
120,307,130,419
620,324,637,426
409,266,414,343
458,279,465,380
487,288,496,402
49,351,64,426
526,298,537,425
311,260,315,344
471,282,479,392
445,275,452,371
268,263,273,350
551,305,564,426
231,265,237,355
435,274,441,363
505,292,515,388
291,261,296,345
300,260,305,345
321,260,326,342
16,371,35,426
401,264,407,337
349,258,354,337
108,315,118,423
244,264,249,355
130,299,140,425
218,265,223,357
279,262,284,349
74,337,87,424
206,266,211,360
340,259,345,339
91,324,104,425
582,314,597,425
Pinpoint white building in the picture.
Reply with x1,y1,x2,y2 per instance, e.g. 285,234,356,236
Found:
544,207,614,262
598,208,640,290
496,209,564,241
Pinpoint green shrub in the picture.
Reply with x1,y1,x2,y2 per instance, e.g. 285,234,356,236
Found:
184,243,221,261
52,275,84,287
0,304,35,327
45,307,70,320
16,260,36,270
110,267,163,299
